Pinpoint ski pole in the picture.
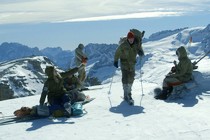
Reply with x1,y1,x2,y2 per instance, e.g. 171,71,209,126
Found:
107,71,115,107
194,50,210,65
139,57,144,106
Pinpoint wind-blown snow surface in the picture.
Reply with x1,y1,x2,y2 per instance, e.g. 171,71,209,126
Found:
1,29,210,140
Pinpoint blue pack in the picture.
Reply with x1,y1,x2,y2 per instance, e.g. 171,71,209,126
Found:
71,102,84,116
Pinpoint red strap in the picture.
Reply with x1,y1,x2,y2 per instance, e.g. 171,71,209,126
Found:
167,81,183,87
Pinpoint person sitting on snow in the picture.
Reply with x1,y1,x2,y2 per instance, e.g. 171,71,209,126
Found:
39,65,85,117
155,46,193,100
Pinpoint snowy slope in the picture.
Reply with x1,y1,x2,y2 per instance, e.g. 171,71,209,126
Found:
1,26,210,140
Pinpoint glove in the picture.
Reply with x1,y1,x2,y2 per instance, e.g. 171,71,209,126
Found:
113,61,118,68
138,50,144,56
171,66,176,73
173,60,177,65
192,61,197,66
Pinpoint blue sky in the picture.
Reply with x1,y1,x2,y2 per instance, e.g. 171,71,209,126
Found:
0,0,210,50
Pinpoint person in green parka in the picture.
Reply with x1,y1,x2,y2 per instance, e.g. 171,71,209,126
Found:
155,46,193,100
114,29,145,104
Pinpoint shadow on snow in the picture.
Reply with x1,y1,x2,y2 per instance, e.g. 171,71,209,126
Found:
26,117,74,131
109,101,145,117
165,71,210,107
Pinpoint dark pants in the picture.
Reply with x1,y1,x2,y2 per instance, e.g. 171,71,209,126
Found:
121,69,135,84
48,94,70,114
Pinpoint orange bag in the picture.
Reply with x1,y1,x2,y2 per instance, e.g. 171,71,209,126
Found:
14,107,32,117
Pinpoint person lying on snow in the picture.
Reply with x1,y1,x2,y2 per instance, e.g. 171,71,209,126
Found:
155,46,193,100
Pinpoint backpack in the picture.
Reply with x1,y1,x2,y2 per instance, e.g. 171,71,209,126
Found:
130,29,143,39
71,102,84,116
14,107,32,117
118,29,145,45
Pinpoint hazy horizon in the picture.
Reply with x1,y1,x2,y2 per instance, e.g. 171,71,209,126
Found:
0,0,210,50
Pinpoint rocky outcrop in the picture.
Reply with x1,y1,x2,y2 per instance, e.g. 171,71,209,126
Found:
0,56,54,101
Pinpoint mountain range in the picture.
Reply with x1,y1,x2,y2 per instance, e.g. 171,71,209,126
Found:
0,24,210,100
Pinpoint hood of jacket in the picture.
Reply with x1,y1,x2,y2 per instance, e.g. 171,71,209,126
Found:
176,46,187,60
78,44,84,50
45,66,54,78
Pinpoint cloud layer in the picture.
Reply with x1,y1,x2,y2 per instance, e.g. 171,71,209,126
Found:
0,0,210,24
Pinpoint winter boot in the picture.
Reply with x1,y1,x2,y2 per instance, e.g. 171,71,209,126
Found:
123,84,129,100
127,84,134,105
127,93,134,105
155,87,171,100
123,84,134,105
64,102,72,117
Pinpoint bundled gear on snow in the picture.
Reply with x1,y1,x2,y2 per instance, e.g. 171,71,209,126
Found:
14,107,32,118
3,97,95,126
11,99,92,120
114,29,145,105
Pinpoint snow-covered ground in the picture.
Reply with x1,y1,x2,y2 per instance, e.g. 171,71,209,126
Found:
1,28,210,140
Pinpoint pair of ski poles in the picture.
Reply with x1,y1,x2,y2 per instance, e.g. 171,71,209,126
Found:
108,57,144,107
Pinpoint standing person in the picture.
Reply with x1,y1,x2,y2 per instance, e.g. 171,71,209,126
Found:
75,43,88,89
114,29,145,105
39,64,85,116
155,46,193,100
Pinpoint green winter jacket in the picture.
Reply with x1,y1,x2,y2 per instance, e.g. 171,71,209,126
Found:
114,39,143,71
39,67,79,105
171,46,193,82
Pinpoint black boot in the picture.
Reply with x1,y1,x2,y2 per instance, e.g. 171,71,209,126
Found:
64,102,72,117
155,89,170,100
128,93,133,100
127,93,134,105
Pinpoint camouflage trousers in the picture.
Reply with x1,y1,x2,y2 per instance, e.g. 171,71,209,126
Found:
121,69,135,99
121,69,135,84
